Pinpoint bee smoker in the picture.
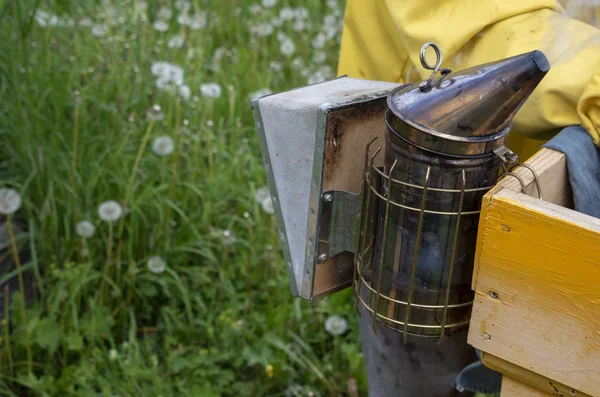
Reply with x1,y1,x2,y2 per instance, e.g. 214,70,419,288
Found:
354,44,550,395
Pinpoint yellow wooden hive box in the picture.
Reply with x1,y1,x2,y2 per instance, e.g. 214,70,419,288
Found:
467,148,600,397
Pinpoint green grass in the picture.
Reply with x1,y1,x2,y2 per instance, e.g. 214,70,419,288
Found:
0,0,365,395
0,0,496,396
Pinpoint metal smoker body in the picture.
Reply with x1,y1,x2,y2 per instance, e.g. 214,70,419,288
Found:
354,46,550,395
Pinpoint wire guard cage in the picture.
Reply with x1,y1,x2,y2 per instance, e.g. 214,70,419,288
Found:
352,137,499,343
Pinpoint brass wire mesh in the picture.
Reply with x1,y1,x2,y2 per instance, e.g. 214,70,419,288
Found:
352,138,494,342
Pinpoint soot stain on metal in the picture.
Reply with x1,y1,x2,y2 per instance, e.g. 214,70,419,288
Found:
323,98,388,184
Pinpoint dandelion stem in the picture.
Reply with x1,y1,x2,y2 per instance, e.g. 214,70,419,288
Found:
6,217,25,312
163,101,182,246
100,222,114,306
4,284,13,378
114,120,155,281
6,215,32,375
71,100,79,227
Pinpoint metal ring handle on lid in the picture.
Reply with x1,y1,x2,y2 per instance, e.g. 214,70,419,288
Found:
419,42,452,91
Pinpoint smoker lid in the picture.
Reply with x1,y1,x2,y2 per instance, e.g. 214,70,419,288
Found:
386,48,550,156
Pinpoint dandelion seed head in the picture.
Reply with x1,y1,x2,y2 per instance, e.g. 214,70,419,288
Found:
147,256,166,274
158,6,173,20
293,7,309,20
91,24,108,37
98,200,123,222
312,33,326,49
153,20,169,32
292,20,306,32
0,189,21,215
175,0,191,11
280,39,295,56
249,4,262,15
178,84,191,100
243,211,250,219
152,135,175,156
271,17,283,27
261,196,274,214
313,51,327,64
79,18,93,27
254,187,270,204
167,35,185,49
137,1,148,11
200,82,222,99
76,221,96,238
324,315,348,336
109,349,119,361
279,7,294,20
221,229,236,246
251,23,273,37
269,61,282,72
262,0,277,8
291,57,304,69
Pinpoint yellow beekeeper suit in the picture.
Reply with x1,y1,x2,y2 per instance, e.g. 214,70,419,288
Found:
337,0,600,160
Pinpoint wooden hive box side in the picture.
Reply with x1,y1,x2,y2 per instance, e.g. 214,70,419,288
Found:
469,149,600,397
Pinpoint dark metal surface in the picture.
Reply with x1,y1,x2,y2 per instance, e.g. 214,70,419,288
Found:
358,302,477,397
386,50,550,155
364,137,501,336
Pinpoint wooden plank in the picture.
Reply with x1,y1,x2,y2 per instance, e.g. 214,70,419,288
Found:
495,148,572,207
482,353,591,397
469,188,600,396
501,376,552,397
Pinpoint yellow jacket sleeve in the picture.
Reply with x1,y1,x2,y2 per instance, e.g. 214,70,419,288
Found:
380,0,600,146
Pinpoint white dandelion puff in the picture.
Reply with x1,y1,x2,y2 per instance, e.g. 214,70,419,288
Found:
254,186,270,204
0,189,21,215
221,230,236,246
200,82,222,99
251,23,273,37
151,61,170,76
313,51,327,64
175,0,191,10
109,348,119,361
261,197,274,214
312,33,326,49
158,6,173,20
167,35,185,49
79,18,93,27
280,39,296,56
136,1,148,11
262,0,277,8
249,4,262,15
292,20,306,32
178,84,191,100
76,221,96,239
178,12,207,29
279,7,295,20
146,104,164,121
293,7,309,20
326,0,339,9
249,88,273,101
269,61,282,72
91,24,108,37
98,200,123,222
291,57,304,70
147,256,166,274
324,315,348,336
153,20,169,32
152,135,175,156
271,17,283,27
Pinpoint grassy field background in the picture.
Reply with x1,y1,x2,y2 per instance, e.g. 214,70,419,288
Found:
0,0,492,396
